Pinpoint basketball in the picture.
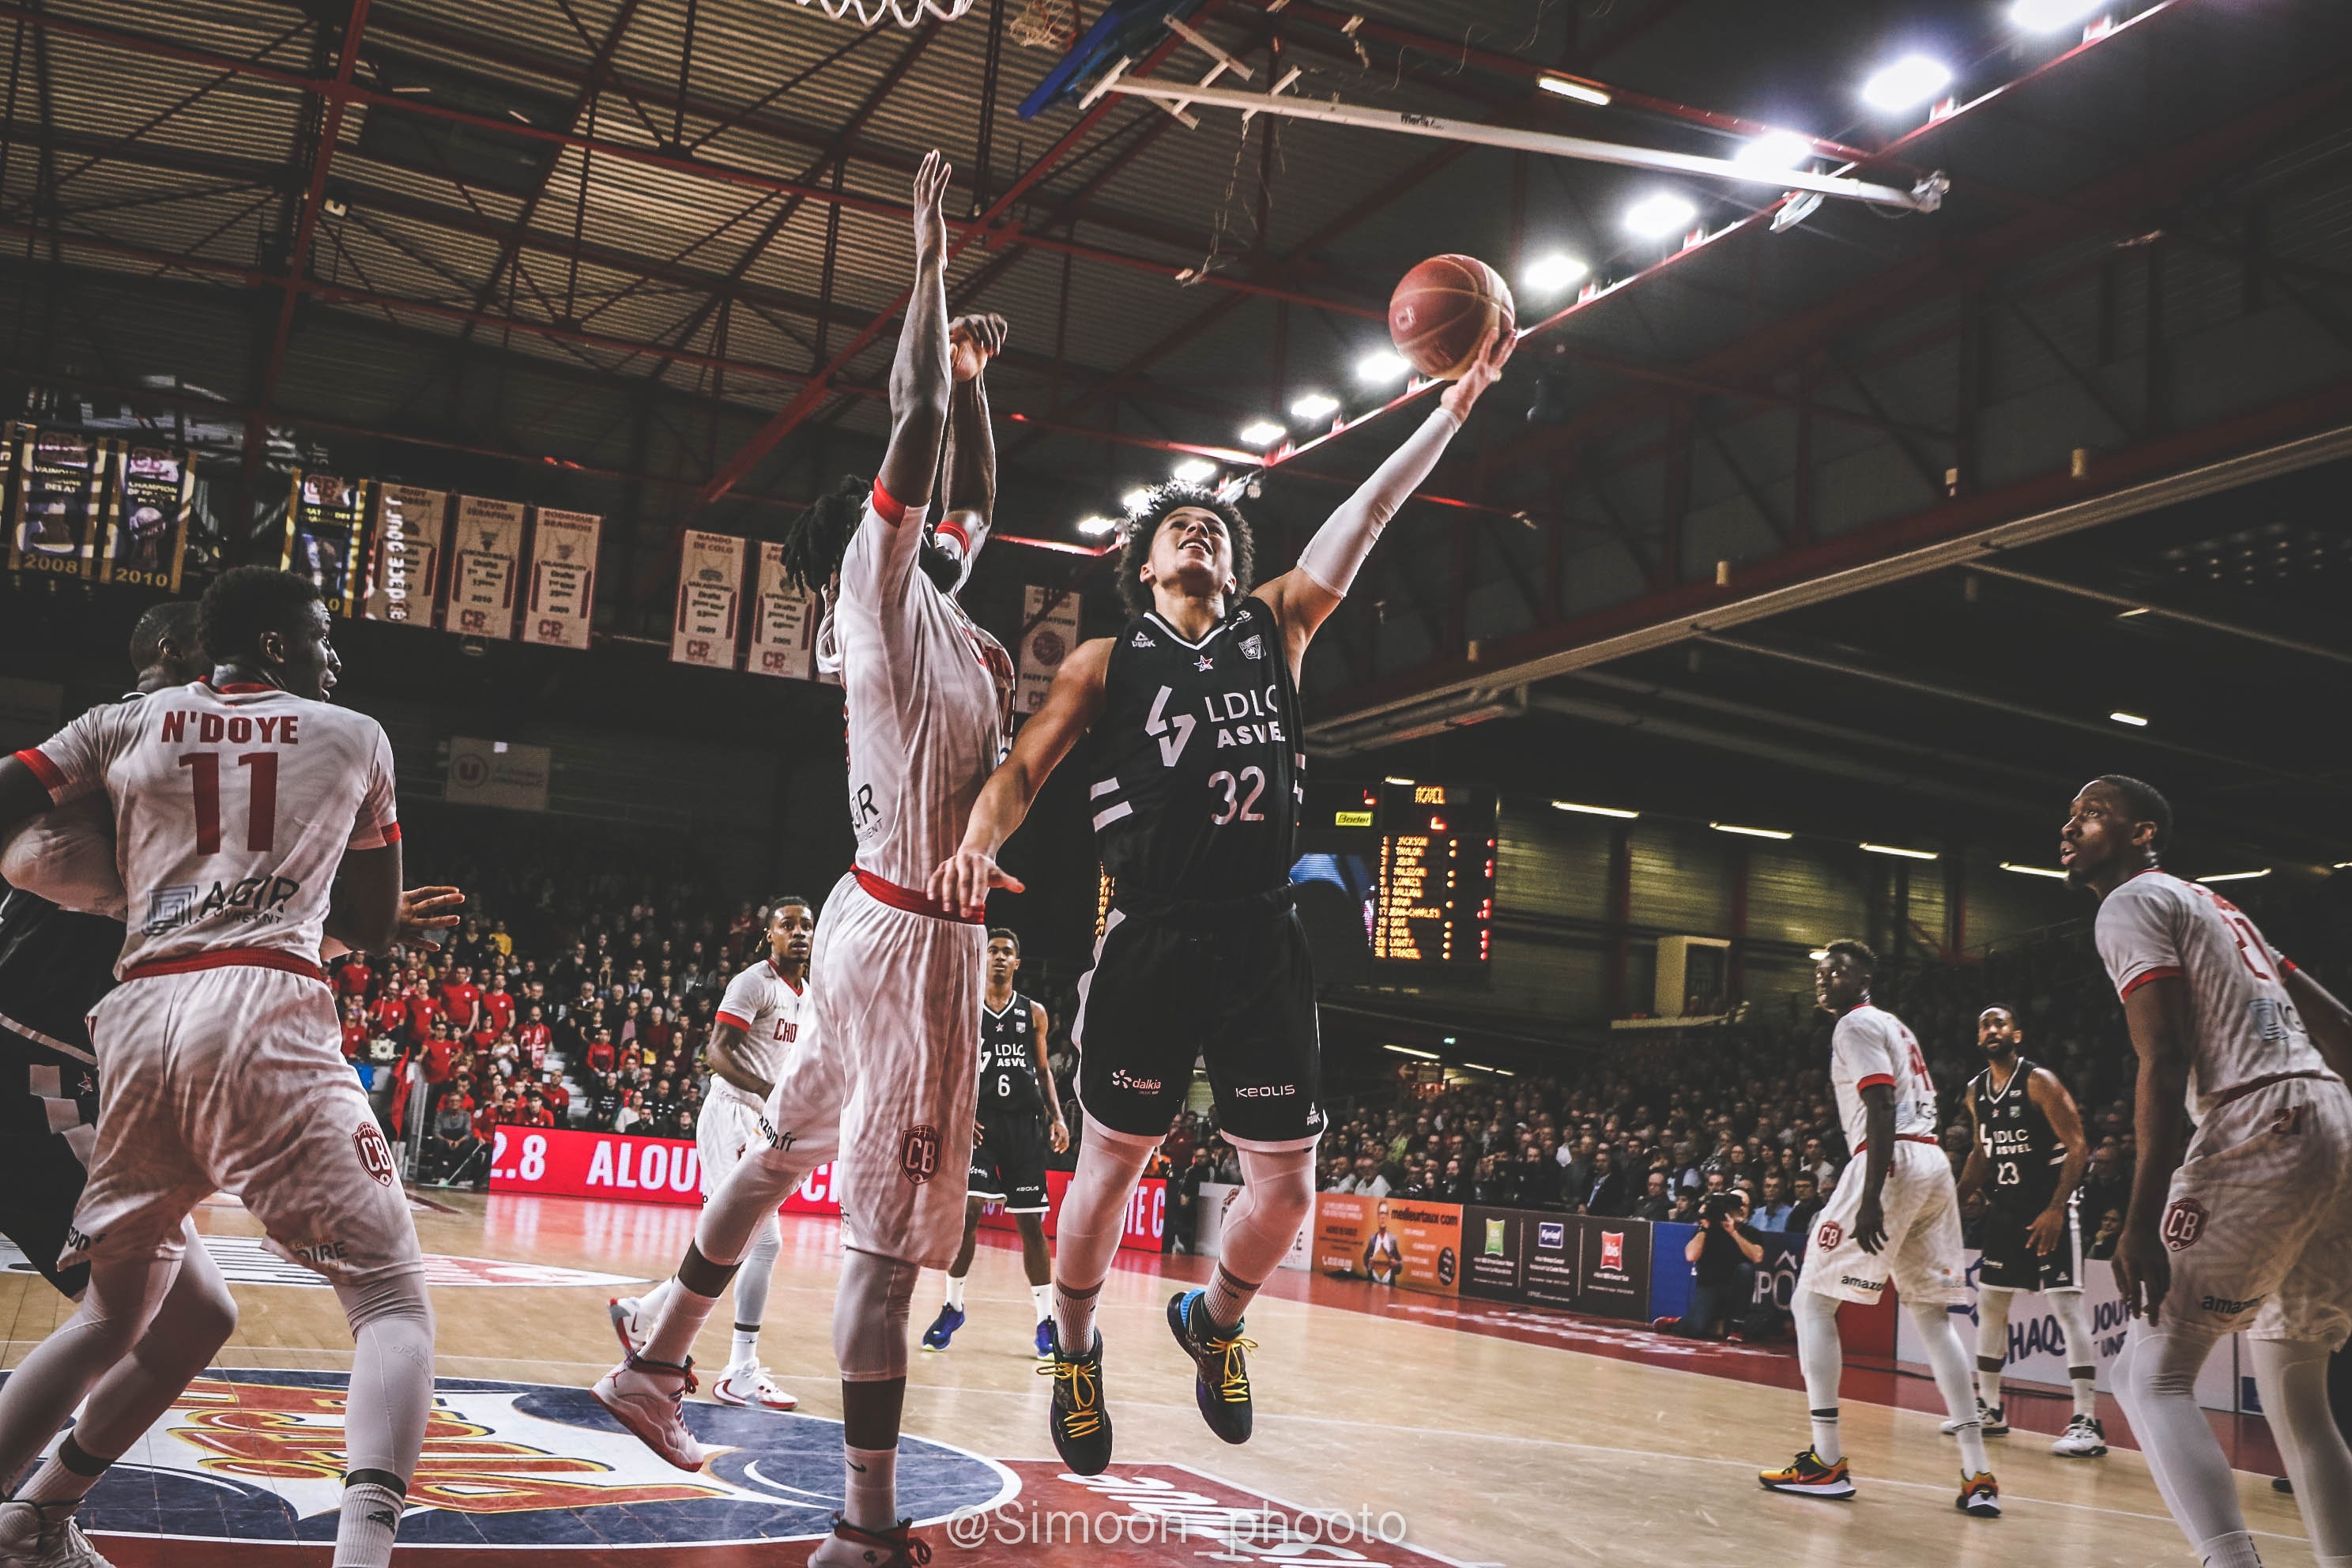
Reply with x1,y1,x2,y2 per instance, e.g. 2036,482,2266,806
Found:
1388,254,1515,379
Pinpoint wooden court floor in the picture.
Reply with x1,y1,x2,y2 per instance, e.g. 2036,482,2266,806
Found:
0,1192,2317,1567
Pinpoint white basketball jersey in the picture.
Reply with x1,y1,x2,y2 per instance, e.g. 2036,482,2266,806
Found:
16,680,398,974
2095,869,2332,1116
835,497,1010,891
1829,1004,1939,1155
711,956,810,1103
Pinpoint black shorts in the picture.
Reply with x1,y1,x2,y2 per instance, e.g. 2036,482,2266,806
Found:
968,1110,1049,1213
1072,893,1325,1150
0,1025,98,1298
1976,1199,2082,1292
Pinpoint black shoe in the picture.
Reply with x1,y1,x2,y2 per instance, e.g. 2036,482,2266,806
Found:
1167,1289,1257,1446
1038,1324,1113,1475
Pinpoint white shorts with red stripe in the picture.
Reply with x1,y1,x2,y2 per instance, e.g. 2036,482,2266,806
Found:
1796,1139,1968,1307
808,869,986,1271
67,952,423,1284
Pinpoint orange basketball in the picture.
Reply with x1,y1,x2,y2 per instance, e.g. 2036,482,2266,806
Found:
1388,254,1515,380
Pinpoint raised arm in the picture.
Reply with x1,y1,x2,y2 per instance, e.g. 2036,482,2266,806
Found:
937,313,1006,584
1253,326,1514,668
873,152,955,517
929,636,1112,918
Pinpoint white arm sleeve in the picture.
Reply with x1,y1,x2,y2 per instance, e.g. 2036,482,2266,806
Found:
1295,406,1463,597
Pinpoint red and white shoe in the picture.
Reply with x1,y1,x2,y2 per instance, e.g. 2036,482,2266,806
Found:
711,1363,798,1411
807,1517,930,1567
608,1295,650,1358
591,1354,705,1472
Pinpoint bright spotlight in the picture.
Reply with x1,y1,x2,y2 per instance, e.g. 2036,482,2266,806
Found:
1623,192,1697,239
1238,420,1287,447
1076,516,1118,537
1171,458,1216,483
1862,55,1952,111
2011,0,2104,29
1121,488,1152,512
1291,391,1340,420
1735,130,1815,172
1355,350,1410,383
1523,253,1590,296
1538,76,1611,106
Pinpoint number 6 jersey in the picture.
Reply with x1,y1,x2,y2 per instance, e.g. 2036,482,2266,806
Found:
1084,599,1302,903
13,680,399,975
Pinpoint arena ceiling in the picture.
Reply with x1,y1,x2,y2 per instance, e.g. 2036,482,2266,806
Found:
3,0,2350,876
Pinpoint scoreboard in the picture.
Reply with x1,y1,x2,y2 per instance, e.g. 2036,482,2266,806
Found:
1296,780,1495,971
1373,781,1495,966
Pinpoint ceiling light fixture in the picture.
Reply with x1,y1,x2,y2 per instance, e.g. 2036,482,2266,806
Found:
2196,869,2271,884
1076,516,1118,537
1121,488,1152,512
1382,1044,1441,1060
1355,349,1410,383
1860,842,1939,860
1624,191,1698,239
1710,822,1792,840
2011,0,2105,30
1171,458,1216,482
1238,420,1287,447
2000,861,2069,879
2109,710,2149,727
1735,130,1815,172
1385,776,1415,786
1538,75,1611,106
1553,801,1638,819
1861,54,1953,111
1524,252,1590,295
1290,391,1340,420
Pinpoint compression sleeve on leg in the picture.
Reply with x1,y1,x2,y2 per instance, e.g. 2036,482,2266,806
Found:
0,1252,180,1487
1294,408,1463,597
70,1224,237,1460
729,1214,782,1333
2113,1324,2253,1564
1200,1144,1316,1329
834,1247,919,1384
1050,1114,1159,1352
1909,1302,1989,1472
2251,1337,2352,1562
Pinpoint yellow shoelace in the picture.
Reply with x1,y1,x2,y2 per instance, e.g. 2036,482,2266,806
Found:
1038,1357,1104,1438
1202,1330,1257,1404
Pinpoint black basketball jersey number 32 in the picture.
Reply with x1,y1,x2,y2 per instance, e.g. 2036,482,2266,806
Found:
1084,601,1303,902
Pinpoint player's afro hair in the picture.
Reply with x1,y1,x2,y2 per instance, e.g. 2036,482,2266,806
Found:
1822,938,1878,974
2094,773,2172,852
127,599,201,673
198,567,319,668
776,474,869,594
986,926,1020,955
1115,483,1254,616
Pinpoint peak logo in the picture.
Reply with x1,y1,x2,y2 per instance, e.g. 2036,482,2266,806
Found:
28,1368,1012,1548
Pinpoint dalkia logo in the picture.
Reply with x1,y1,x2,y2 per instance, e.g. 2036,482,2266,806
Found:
39,1369,1012,1547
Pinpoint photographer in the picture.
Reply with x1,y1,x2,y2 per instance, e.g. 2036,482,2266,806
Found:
1678,1189,1764,1340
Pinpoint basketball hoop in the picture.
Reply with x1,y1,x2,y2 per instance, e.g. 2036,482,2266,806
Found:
1010,0,1079,47
790,0,974,26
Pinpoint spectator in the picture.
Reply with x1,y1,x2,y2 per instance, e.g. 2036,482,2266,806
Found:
1580,1148,1628,1216
1663,1193,1763,1340
1786,1171,1824,1240
422,1095,481,1186
1634,1170,1672,1222
1337,1154,1390,1197
1751,1171,1796,1233
1171,1145,1212,1253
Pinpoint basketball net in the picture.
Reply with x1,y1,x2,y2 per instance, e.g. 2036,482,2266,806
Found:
790,0,974,26
1010,0,1078,47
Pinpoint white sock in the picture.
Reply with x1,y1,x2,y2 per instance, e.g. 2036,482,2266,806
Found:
2072,1371,2098,1419
17,1438,107,1507
1910,1303,1989,1474
944,1273,966,1312
1029,1282,1053,1323
1981,1363,2003,1412
844,1442,897,1532
2049,1289,2099,1420
332,1481,405,1568
1811,1410,1841,1466
729,1328,759,1369
2196,1532,2261,1568
637,1277,677,1329
1794,1290,1844,1464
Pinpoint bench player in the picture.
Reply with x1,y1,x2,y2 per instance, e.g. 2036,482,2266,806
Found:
921,927,1066,1357
2067,775,2352,1568
608,897,816,1412
1759,940,2001,1516
595,151,1011,1568
932,326,1512,1472
0,567,440,1568
1954,1003,2105,1457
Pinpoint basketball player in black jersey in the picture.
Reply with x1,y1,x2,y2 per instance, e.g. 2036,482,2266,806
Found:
1955,1004,2105,1457
921,928,1068,1357
933,327,1513,1472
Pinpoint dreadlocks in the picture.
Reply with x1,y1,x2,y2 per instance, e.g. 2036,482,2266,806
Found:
776,474,870,594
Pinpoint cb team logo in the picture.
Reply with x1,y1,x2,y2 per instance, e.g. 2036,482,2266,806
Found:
2162,1197,2207,1252
900,1125,940,1184
354,1122,398,1187
1817,1220,1843,1250
32,1368,1012,1548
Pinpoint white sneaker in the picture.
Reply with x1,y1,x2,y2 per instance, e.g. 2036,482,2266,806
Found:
711,1363,798,1411
0,1501,114,1567
2051,1414,2108,1457
608,1295,650,1357
1940,1395,1989,1435
591,1355,705,1471
807,1517,927,1567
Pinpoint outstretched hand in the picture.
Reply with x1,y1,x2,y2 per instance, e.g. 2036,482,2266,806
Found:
950,313,1008,383
396,886,466,949
928,847,1023,922
1439,321,1516,419
910,149,952,262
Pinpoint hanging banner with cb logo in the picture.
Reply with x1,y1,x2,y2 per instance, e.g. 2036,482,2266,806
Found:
522,507,600,650
671,530,745,671
747,541,821,680
1016,583,1080,716
100,444,194,593
448,495,524,639
362,485,450,626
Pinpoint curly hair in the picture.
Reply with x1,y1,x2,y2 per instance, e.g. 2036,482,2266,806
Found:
1114,482,1254,616
2093,773,2172,852
199,567,318,666
776,474,869,594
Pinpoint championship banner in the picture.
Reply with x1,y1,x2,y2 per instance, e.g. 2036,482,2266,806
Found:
7,427,104,580
522,507,601,650
747,541,821,680
671,530,745,670
362,484,449,625
283,471,369,615
1313,1193,1461,1295
98,445,193,593
448,495,525,639
1016,583,1080,715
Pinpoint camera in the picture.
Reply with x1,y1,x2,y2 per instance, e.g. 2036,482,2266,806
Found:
1702,1190,1741,1223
